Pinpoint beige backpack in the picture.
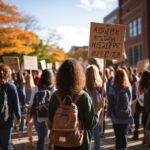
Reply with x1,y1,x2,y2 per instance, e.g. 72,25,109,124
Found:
52,92,84,147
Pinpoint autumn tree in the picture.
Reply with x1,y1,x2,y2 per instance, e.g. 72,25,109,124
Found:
0,0,39,55
45,45,66,62
68,47,88,60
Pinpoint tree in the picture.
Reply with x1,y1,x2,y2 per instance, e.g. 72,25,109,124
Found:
0,0,24,24
68,48,88,60
45,45,66,62
0,0,39,55
23,15,40,32
32,41,67,63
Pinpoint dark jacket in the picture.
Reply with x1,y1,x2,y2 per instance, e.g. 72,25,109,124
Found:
107,86,133,124
49,90,98,150
144,88,150,113
17,87,25,113
106,77,114,97
1,83,21,128
30,85,55,119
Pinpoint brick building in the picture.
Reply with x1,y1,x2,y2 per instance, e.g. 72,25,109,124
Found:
104,8,119,24
104,0,150,66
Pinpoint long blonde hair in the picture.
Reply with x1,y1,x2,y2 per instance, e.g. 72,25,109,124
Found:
86,65,102,91
25,73,35,89
0,64,12,83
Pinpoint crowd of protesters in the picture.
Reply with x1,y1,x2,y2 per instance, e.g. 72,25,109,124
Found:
0,58,149,150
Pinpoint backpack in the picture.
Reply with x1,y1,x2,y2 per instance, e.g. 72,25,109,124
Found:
52,92,84,147
113,88,131,120
87,88,105,114
35,90,51,122
0,85,9,125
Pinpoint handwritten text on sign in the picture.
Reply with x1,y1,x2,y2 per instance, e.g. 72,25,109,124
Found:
89,22,126,60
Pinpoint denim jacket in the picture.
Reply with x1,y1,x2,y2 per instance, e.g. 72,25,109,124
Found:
107,86,133,124
1,83,21,128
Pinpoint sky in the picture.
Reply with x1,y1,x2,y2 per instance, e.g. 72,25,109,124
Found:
4,0,118,52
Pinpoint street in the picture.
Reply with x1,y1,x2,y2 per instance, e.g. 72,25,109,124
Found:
12,118,148,150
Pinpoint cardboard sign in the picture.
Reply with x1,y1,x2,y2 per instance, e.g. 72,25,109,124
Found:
112,50,127,64
89,22,126,60
137,59,150,73
40,60,47,70
3,56,20,72
47,63,52,70
23,56,38,70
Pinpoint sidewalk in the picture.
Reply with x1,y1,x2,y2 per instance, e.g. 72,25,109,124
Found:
12,118,148,150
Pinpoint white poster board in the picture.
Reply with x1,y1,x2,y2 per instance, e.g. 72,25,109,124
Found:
40,60,47,70
47,63,52,70
55,62,61,70
23,56,38,70
89,22,126,60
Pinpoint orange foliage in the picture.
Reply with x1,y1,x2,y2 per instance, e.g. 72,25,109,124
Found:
45,45,66,62
0,0,39,55
50,52,66,62
0,0,25,24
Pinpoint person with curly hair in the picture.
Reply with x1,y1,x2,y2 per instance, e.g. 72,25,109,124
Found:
49,59,98,150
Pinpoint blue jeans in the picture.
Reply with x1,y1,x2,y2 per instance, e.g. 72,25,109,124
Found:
0,128,13,150
92,124,101,150
19,115,25,132
35,121,48,150
113,124,128,150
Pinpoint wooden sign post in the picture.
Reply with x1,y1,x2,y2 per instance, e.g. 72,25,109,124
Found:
89,22,126,134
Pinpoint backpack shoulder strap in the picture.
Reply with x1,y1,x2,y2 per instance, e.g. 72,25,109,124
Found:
55,90,84,105
55,91,63,105
45,90,51,101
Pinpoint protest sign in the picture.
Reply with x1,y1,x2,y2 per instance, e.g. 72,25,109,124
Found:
89,22,126,60
55,62,61,70
112,50,127,64
3,56,20,72
137,59,149,73
40,60,47,70
23,56,38,70
47,63,52,70
96,58,104,69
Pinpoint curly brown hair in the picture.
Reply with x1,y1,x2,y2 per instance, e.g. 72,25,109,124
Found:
56,59,85,96
114,68,131,89
0,64,12,83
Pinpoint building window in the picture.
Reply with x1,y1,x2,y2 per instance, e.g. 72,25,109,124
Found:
128,17,142,38
134,46,140,65
128,48,133,65
137,17,142,35
128,45,142,66
133,20,137,36
129,22,133,38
